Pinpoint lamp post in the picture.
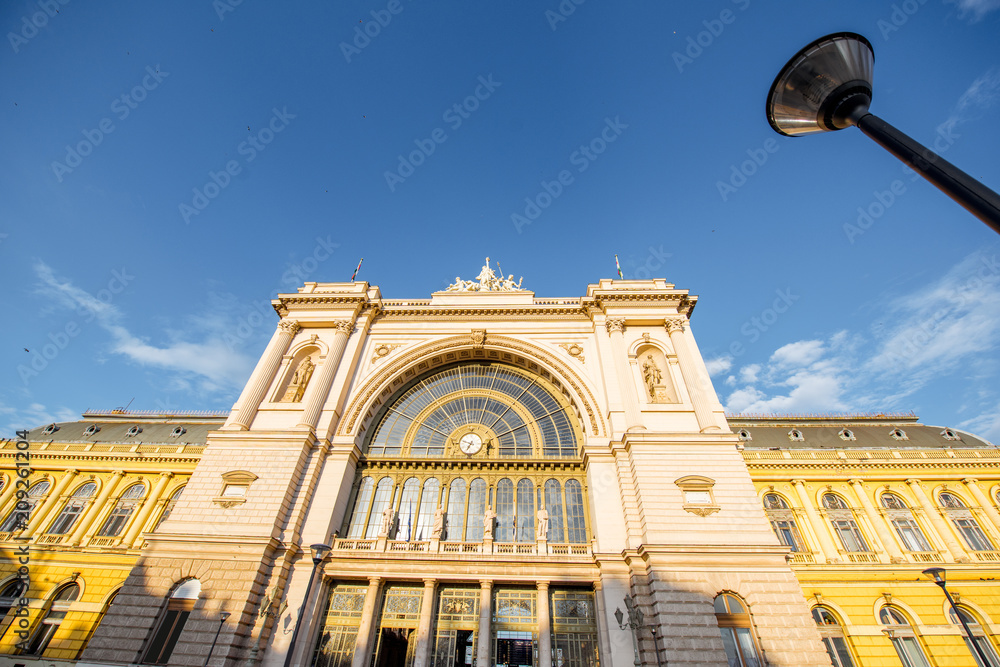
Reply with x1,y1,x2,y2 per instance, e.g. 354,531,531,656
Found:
766,32,1000,233
614,595,662,667
922,567,991,666
281,543,332,667
203,611,231,667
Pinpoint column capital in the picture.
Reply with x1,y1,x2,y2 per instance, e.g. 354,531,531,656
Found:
368,576,382,586
791,479,807,486
65,469,80,476
536,581,550,591
664,317,687,334
592,580,602,592
111,470,126,477
333,320,355,335
905,478,922,486
479,580,493,590
963,478,980,485
278,319,301,335
159,471,175,479
605,318,626,335
423,578,437,587
848,478,864,486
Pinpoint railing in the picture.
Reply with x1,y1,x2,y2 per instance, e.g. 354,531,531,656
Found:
36,535,64,545
789,552,816,564
88,536,120,548
973,551,1000,562
332,539,377,551
909,551,944,563
330,537,592,557
0,531,16,542
845,552,881,564
387,541,429,552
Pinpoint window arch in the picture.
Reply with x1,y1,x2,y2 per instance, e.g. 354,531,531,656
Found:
822,493,870,553
0,479,50,532
97,483,147,537
879,606,931,667
142,579,201,664
879,493,932,552
0,580,27,640
154,486,185,532
714,593,763,667
812,606,856,667
939,491,996,552
46,482,97,535
763,493,805,552
24,582,80,655
949,606,1000,667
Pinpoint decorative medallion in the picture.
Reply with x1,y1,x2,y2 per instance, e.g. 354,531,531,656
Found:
371,343,402,365
559,343,585,363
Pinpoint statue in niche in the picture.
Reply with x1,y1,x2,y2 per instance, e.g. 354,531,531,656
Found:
642,355,662,399
281,356,315,403
536,507,549,541
483,505,496,539
379,507,396,538
432,505,445,539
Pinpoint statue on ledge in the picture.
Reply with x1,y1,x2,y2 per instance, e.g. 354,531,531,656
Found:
280,356,315,402
446,258,524,292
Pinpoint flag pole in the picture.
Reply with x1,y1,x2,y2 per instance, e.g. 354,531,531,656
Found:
351,258,364,282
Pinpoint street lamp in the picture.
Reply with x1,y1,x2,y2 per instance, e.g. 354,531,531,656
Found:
281,543,332,667
203,611,231,667
614,595,661,667
766,32,1000,233
922,567,991,666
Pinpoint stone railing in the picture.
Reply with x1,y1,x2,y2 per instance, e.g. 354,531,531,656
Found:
330,537,592,557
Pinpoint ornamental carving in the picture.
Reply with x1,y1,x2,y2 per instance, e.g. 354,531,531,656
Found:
371,343,402,364
664,318,686,334
559,343,585,363
446,257,524,292
605,318,626,334
277,319,301,335
333,320,354,335
471,329,486,349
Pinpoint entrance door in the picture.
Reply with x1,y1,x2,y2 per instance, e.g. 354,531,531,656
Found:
495,631,534,667
374,628,414,667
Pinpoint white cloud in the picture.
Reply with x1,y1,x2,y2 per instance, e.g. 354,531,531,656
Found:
738,364,761,384
705,356,733,376
938,67,1000,137
959,403,1000,445
0,401,78,437
34,261,256,395
947,0,1000,22
770,340,825,368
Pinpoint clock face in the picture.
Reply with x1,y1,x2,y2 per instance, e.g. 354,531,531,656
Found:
459,433,483,455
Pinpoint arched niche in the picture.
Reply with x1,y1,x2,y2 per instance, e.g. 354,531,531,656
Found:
273,344,322,403
636,343,677,403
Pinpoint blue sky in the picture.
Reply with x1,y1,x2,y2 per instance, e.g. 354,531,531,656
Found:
2,0,999,441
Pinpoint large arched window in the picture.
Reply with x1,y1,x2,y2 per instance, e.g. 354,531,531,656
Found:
763,493,805,552
880,493,932,552
366,364,579,458
880,606,931,667
939,492,996,552
142,579,201,664
0,479,50,532
812,606,856,667
949,606,1000,667
24,582,80,655
46,483,97,535
97,483,146,537
822,493,870,553
714,593,763,667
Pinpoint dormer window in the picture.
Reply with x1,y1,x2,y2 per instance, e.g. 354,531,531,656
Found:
788,429,804,442
41,423,59,436
83,424,101,437
737,429,752,441
941,428,961,442
838,429,856,441
126,426,142,437
170,427,187,438
890,428,908,441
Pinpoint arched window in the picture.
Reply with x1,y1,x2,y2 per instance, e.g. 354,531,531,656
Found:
950,606,1000,667
544,479,565,543
939,492,996,552
763,493,804,552
24,582,80,655
822,493,870,553
97,483,146,537
565,480,587,544
465,478,487,542
397,478,421,541
880,606,931,667
46,483,97,535
880,493,932,552
366,477,394,539
812,606,856,667
0,479,50,532
0,580,27,640
142,579,201,664
714,593,763,667
80,589,119,658
516,478,535,542
414,478,440,540
346,477,375,538
444,478,466,541
154,486,184,532
495,478,515,542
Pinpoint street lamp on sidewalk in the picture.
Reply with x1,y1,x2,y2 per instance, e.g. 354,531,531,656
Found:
922,567,992,666
766,32,1000,233
282,543,332,667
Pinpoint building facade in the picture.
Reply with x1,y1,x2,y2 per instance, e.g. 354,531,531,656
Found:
1,271,998,667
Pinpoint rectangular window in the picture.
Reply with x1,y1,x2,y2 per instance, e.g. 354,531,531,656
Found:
954,519,996,552
770,519,801,552
831,520,869,552
892,518,931,552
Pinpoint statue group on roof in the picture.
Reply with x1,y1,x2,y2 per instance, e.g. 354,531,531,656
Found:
447,257,524,292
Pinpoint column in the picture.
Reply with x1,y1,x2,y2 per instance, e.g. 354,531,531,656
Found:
297,320,353,429
537,581,552,667
592,581,612,667
231,319,300,430
963,479,1000,536
476,581,492,667
664,318,720,432
351,577,383,667
849,479,904,563
413,579,437,667
907,479,970,562
70,470,124,546
24,469,78,535
791,480,840,563
121,472,173,547
605,319,644,431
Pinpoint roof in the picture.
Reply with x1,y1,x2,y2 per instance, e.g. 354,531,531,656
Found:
23,410,228,446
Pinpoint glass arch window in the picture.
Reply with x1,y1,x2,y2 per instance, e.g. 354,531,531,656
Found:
714,593,763,667
812,607,856,667
97,483,146,537
880,606,931,667
154,486,184,532
444,478,466,541
0,479,50,532
25,582,80,655
544,479,566,544
949,606,1000,667
880,493,932,552
366,364,579,458
346,477,375,538
46,482,97,535
763,493,805,552
397,477,421,541
465,478,487,542
414,478,440,540
142,579,201,664
939,492,996,551
564,480,586,543
822,493,870,553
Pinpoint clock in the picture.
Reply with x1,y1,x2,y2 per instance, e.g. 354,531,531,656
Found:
458,433,483,455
